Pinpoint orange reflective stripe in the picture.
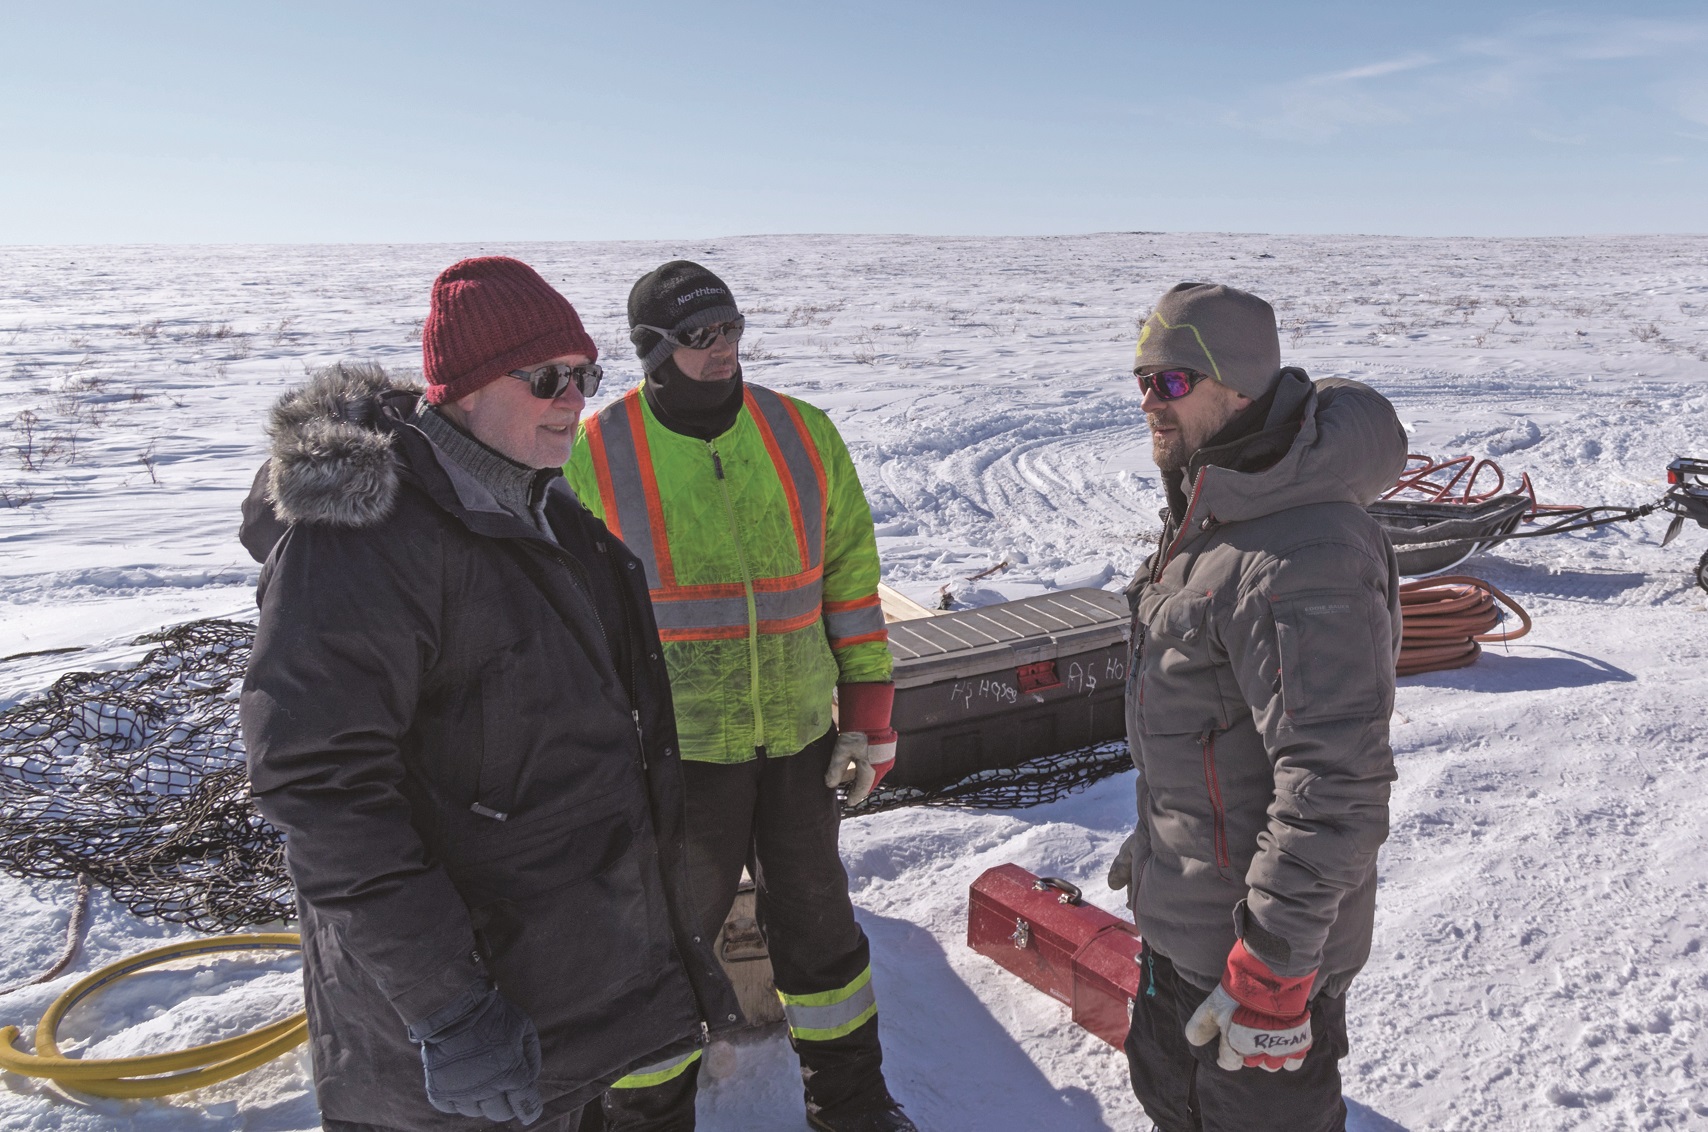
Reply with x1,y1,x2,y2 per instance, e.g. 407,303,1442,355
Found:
656,581,747,600
581,414,623,539
747,388,826,571
589,392,667,588
829,629,889,649
650,567,822,603
778,392,829,533
756,567,823,592
625,391,677,587
651,568,825,639
824,593,887,647
654,613,820,643
658,624,749,642
589,387,839,642
744,388,811,570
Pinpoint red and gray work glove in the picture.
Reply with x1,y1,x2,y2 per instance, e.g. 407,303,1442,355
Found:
826,682,898,808
1184,939,1315,1072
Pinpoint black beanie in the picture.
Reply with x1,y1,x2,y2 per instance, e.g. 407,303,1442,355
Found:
628,261,742,375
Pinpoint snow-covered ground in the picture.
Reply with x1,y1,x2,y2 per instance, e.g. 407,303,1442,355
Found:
1,233,1705,1130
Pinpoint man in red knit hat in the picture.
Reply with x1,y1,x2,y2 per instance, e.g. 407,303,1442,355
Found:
241,256,738,1132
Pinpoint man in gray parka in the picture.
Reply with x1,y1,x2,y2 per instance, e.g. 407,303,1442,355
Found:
1107,283,1406,1132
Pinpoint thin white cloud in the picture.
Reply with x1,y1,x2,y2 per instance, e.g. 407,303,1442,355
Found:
1459,16,1707,67
1228,15,1708,143
1316,53,1438,84
1221,89,1408,145
1663,80,1708,127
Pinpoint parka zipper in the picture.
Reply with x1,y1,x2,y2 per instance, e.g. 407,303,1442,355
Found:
1200,729,1230,870
1154,475,1209,581
542,540,649,773
504,509,719,1034
594,536,647,717
709,441,765,751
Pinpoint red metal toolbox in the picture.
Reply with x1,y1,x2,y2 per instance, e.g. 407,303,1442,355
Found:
966,863,1144,1048
886,589,1131,790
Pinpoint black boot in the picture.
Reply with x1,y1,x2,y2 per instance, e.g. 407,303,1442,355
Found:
805,1099,918,1132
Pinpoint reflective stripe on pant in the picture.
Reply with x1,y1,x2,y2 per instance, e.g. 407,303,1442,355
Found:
610,1048,702,1090
778,965,878,1042
602,729,891,1131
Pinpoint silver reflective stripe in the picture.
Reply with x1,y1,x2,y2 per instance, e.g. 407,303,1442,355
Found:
758,579,827,626
747,387,825,570
778,967,878,1042
824,602,886,643
651,578,825,633
594,398,663,590
651,593,750,631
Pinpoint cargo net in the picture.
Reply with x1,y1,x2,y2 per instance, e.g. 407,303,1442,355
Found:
0,618,1134,927
845,741,1133,817
0,620,292,933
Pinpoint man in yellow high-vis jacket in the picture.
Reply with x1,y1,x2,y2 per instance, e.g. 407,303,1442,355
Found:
565,261,914,1132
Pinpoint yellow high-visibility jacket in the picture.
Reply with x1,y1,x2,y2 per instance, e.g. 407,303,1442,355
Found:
566,384,891,763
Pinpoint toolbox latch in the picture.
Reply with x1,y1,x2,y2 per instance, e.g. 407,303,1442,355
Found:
1015,660,1062,694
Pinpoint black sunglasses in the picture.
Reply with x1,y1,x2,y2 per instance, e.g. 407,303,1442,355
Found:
508,361,602,400
1135,368,1209,401
634,317,745,351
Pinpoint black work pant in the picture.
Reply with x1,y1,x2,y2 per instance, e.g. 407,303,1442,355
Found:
323,1104,587,1132
1125,944,1349,1132
602,729,888,1131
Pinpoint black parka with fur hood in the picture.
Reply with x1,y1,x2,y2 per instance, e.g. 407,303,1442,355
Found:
239,365,740,1129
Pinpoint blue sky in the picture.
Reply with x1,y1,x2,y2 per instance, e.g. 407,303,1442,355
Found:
3,1,1705,242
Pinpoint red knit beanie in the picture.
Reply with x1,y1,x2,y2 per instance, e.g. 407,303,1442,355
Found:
421,256,599,405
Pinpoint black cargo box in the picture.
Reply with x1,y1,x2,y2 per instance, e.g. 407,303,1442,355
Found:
884,589,1131,791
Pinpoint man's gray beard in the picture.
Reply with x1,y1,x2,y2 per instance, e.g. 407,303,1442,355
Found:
1149,416,1190,472
1151,434,1188,472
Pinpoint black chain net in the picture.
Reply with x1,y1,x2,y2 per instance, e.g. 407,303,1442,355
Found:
846,741,1133,817
0,620,292,933
0,618,1131,930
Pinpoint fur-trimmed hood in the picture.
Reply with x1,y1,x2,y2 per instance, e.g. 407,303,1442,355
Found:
263,363,422,528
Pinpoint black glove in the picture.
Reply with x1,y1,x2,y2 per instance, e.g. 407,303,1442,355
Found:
407,985,543,1125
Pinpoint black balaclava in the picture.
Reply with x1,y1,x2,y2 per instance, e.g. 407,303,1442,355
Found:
628,260,745,440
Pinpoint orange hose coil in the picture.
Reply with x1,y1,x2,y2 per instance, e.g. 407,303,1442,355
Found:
1397,575,1532,676
1383,453,1581,517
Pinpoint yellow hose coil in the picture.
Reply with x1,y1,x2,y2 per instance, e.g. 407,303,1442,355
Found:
0,932,307,1098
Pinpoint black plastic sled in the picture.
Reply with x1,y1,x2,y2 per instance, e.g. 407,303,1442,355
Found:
1366,492,1531,577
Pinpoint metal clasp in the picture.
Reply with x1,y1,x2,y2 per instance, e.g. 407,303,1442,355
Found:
1010,917,1031,950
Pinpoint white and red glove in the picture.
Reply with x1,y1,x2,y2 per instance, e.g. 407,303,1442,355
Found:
1185,939,1315,1072
826,682,897,807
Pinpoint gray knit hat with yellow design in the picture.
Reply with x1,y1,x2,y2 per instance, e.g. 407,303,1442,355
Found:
1134,282,1281,398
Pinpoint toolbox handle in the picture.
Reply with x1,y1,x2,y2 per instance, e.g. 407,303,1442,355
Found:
1033,876,1083,905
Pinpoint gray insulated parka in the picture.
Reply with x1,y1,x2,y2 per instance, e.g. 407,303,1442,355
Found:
239,367,740,1129
1125,372,1407,998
